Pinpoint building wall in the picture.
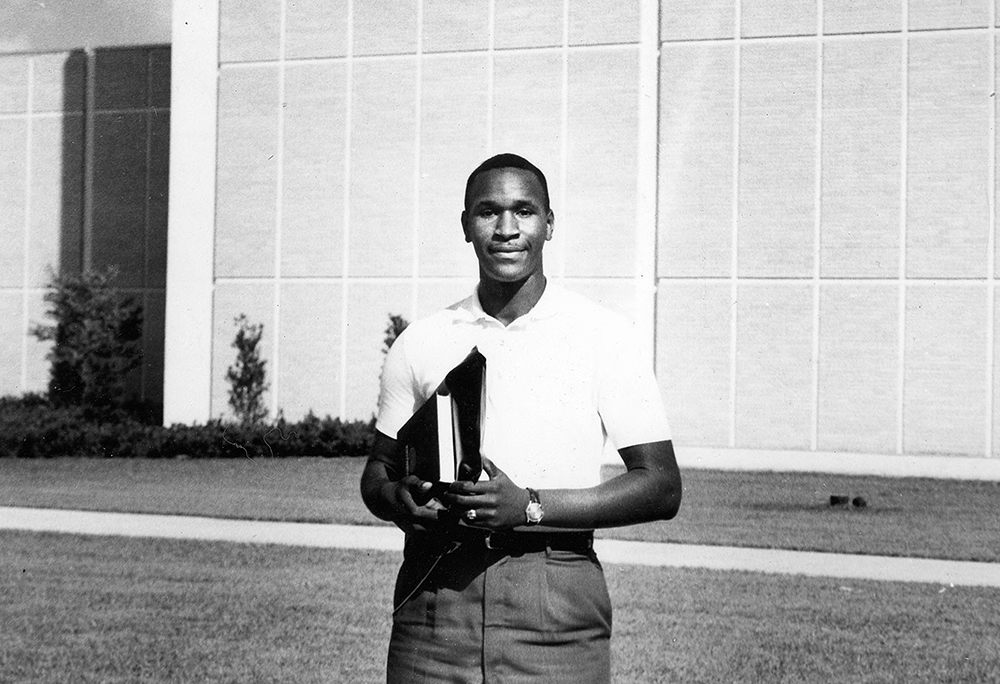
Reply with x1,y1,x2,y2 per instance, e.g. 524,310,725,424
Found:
0,51,82,398
655,1,996,460
167,0,1000,469
197,0,654,424
0,47,170,408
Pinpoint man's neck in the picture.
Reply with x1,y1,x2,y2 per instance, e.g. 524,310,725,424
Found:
478,273,547,327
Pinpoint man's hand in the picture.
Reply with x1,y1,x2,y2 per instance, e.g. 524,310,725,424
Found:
361,431,450,534
442,457,529,530
445,440,682,532
377,476,448,534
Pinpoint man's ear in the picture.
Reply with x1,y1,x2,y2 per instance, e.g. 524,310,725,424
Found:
545,209,554,241
461,210,471,242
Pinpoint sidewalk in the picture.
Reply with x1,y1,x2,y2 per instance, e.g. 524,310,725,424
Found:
2,506,998,589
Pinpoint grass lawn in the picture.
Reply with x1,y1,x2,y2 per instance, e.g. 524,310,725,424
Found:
2,457,999,561
1,530,390,683
605,465,1000,563
2,529,998,683
0,457,366,525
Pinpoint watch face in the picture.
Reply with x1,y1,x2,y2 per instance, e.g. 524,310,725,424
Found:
526,502,544,524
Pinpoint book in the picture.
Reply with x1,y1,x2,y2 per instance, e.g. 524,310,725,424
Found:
397,347,486,485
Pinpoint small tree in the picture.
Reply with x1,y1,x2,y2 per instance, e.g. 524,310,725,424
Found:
383,313,410,354
226,314,269,426
31,267,144,412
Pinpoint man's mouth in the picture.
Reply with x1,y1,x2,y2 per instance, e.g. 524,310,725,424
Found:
490,245,525,254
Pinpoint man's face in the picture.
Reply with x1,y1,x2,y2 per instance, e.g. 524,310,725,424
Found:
462,167,554,284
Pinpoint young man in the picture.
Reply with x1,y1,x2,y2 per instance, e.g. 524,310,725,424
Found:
361,153,681,683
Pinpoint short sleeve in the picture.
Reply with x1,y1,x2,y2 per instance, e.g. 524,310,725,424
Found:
375,331,418,439
597,325,672,449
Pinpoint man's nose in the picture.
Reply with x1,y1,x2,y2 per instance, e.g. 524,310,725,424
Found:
495,211,518,238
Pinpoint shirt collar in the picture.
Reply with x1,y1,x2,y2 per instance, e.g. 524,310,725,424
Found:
460,280,562,326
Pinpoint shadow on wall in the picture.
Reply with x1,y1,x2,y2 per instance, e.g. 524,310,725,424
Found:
52,45,170,420
59,51,85,277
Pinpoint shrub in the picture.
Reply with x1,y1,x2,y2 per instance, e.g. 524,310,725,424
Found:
0,395,375,459
383,313,409,354
226,315,269,426
31,267,143,414
1,300,393,459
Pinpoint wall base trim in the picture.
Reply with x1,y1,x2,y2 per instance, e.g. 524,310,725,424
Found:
671,447,1000,481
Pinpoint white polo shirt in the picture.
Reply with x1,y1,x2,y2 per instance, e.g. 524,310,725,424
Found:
376,283,671,489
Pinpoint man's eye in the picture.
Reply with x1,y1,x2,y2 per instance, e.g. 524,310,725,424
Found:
479,209,495,218
516,209,534,218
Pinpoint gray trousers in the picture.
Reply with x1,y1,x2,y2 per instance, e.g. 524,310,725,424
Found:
387,534,612,684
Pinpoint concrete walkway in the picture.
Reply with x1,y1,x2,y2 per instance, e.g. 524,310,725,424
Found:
2,506,998,589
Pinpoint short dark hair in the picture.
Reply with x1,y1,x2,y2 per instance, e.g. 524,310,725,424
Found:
464,153,550,211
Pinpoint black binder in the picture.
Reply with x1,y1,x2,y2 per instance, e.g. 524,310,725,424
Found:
396,347,486,485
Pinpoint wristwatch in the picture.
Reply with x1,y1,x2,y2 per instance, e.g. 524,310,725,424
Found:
525,487,544,525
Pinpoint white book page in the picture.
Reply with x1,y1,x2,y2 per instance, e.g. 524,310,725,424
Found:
436,394,454,482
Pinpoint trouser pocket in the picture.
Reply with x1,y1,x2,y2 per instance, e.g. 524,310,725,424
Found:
541,549,612,636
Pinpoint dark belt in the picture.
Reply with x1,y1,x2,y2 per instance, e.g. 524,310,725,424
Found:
485,531,593,553
447,528,594,554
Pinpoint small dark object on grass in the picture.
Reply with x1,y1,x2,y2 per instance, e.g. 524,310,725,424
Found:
852,496,868,509
830,495,849,506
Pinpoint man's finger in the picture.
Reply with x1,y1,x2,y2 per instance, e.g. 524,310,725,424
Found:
482,456,503,479
400,475,433,492
402,476,435,505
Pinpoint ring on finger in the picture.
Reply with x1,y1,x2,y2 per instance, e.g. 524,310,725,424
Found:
465,509,477,522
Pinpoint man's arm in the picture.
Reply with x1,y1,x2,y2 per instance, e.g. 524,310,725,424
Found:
360,430,446,533
442,439,681,531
